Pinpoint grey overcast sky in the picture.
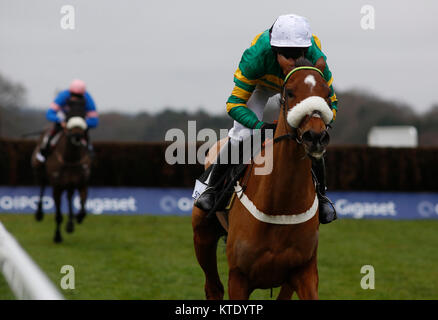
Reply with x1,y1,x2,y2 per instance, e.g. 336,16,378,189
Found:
0,0,437,114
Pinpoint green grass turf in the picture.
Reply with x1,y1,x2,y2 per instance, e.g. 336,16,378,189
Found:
0,214,437,300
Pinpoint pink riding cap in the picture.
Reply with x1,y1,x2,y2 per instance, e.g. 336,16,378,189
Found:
69,79,86,95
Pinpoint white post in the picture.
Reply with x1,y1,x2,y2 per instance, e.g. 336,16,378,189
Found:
0,222,63,300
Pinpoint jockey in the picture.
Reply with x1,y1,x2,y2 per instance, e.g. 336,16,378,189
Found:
36,79,99,163
194,14,338,224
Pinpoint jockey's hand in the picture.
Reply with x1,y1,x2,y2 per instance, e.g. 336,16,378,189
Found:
60,121,67,129
259,122,277,141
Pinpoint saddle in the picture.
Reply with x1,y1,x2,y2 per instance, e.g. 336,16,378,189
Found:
193,133,276,231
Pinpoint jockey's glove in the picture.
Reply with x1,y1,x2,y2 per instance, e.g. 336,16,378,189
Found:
253,121,277,141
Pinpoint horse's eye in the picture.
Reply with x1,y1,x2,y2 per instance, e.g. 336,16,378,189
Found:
287,90,294,99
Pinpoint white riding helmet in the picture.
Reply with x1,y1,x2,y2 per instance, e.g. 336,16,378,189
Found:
270,14,312,48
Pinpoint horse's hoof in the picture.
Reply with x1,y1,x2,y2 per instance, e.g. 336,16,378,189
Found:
76,212,86,224
35,211,44,221
66,221,74,233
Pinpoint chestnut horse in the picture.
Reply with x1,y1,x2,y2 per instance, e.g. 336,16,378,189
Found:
192,58,333,299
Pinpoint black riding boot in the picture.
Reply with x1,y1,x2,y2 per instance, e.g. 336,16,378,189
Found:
38,125,61,162
39,139,51,159
194,140,235,213
312,157,337,224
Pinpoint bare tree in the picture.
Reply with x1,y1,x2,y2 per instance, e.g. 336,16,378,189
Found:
0,73,27,136
0,73,26,108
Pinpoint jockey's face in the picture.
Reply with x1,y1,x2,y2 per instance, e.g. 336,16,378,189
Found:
272,46,308,60
70,92,84,98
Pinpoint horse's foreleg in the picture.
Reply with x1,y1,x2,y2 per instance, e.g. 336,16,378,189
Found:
53,187,63,243
76,186,87,224
290,254,319,300
228,268,251,300
277,283,294,300
66,189,75,233
192,207,225,300
35,183,45,221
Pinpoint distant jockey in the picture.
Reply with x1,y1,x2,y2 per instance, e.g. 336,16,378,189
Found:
36,79,99,163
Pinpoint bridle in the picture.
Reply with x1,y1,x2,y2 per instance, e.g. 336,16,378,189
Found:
67,130,87,147
54,127,88,167
274,66,326,145
65,113,88,147
240,66,330,193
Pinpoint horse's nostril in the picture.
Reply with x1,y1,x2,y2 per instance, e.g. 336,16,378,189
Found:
302,131,330,150
302,131,314,143
71,135,82,145
319,131,330,147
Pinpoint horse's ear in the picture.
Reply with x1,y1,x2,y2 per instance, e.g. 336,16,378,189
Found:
277,54,296,76
315,57,326,74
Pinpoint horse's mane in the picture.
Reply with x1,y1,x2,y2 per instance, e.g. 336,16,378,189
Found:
294,57,314,68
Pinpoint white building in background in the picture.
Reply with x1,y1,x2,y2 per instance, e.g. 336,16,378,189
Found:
367,126,418,148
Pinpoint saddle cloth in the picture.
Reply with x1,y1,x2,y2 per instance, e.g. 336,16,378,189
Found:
192,163,248,216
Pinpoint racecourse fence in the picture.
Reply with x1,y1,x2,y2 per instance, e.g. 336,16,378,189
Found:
0,222,63,299
1,138,438,191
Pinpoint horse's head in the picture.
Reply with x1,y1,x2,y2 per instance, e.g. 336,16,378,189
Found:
279,56,333,159
65,117,88,147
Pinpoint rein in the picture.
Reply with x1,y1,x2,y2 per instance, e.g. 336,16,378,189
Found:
240,66,327,191
230,66,328,225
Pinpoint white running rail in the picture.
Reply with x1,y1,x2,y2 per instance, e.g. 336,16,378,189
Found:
0,222,63,300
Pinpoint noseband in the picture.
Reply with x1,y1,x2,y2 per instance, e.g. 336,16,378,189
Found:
67,131,87,147
274,66,327,145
